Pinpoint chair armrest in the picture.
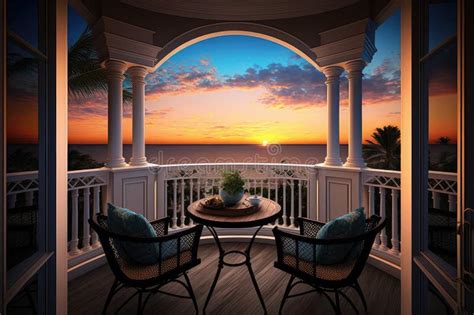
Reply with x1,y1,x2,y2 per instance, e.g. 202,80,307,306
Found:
272,226,320,277
149,217,170,236
155,224,204,265
297,217,325,237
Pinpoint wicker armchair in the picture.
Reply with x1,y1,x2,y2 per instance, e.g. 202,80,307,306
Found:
273,215,386,314
89,214,203,315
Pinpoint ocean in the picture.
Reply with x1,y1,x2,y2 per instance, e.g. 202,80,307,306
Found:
8,143,456,168
68,144,344,165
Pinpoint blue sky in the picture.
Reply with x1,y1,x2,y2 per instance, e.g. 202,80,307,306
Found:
166,36,303,77
366,10,400,75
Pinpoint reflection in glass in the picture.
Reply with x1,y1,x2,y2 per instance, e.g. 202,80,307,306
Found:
428,0,456,51
7,274,39,314
7,0,39,48
426,281,454,315
6,40,40,270
425,40,457,268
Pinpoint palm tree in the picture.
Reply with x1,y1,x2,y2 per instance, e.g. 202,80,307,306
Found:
68,27,132,102
436,136,450,145
8,26,132,102
363,125,401,170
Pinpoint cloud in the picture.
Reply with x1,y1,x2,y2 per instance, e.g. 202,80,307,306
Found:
200,58,210,66
225,63,327,108
143,58,406,110
68,94,108,121
69,57,409,122
360,58,400,105
145,64,222,98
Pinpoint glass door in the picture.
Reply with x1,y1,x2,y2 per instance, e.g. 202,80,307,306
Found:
459,0,474,312
402,1,474,312
416,0,459,312
2,0,57,313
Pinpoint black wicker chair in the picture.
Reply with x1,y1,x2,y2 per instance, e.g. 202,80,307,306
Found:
273,215,386,315
89,214,203,315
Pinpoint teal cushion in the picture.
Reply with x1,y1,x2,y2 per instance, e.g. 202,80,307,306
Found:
284,208,366,265
314,207,366,265
107,203,177,265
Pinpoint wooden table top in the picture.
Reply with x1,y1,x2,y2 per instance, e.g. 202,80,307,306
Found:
186,197,282,228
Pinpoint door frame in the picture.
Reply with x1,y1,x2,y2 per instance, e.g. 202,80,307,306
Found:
401,0,471,313
1,0,6,312
49,0,68,312
0,0,68,312
400,0,423,312
459,0,474,312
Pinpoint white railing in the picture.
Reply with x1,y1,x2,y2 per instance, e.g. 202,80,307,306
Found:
67,169,109,256
6,164,457,275
6,168,110,260
155,163,317,230
362,168,457,262
6,171,40,209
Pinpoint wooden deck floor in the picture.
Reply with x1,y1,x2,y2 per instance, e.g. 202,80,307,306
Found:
69,243,400,315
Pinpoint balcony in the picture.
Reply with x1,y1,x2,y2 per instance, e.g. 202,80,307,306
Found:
69,242,401,314
4,0,470,312
6,163,457,280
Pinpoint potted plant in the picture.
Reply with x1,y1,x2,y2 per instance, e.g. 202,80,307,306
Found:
219,171,245,206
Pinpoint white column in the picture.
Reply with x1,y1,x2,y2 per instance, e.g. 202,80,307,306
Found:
105,60,127,168
432,191,441,209
344,59,366,168
128,66,148,166
389,189,400,255
322,66,344,166
81,187,91,252
69,189,80,256
379,187,389,250
448,194,456,212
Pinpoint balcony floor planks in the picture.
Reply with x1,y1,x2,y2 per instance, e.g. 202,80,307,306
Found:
68,243,400,315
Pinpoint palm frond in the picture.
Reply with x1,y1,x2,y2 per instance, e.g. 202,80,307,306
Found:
68,27,132,104
363,125,401,170
7,53,38,76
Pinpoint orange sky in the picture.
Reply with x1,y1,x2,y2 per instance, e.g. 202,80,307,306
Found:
8,80,456,145
66,86,406,145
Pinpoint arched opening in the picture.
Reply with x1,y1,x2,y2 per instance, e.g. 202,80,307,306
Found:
153,23,320,71
142,33,329,165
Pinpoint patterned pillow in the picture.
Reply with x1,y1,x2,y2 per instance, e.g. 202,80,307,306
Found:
107,203,177,265
314,207,366,265
284,208,365,265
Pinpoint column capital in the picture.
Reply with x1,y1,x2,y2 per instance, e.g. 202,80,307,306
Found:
105,59,128,79
322,66,344,82
128,66,149,83
344,59,367,74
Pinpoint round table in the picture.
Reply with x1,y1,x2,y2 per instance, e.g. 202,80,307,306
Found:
186,197,282,314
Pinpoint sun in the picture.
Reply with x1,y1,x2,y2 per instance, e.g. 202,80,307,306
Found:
262,140,269,146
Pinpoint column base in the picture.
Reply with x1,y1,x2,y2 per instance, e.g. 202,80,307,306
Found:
106,158,127,168
129,157,148,166
323,157,343,166
344,157,366,168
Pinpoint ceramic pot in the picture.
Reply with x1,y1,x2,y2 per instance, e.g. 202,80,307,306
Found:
219,189,244,207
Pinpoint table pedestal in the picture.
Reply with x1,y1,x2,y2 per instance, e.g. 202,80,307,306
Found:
203,225,267,314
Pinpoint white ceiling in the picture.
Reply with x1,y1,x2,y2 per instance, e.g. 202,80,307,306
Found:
120,0,360,21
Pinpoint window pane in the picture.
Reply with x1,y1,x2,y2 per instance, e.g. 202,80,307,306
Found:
7,273,42,314
6,40,41,270
7,0,39,48
428,0,456,51
424,40,457,268
426,281,454,315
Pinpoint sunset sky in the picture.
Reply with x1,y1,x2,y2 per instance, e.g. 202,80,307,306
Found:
7,7,457,145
